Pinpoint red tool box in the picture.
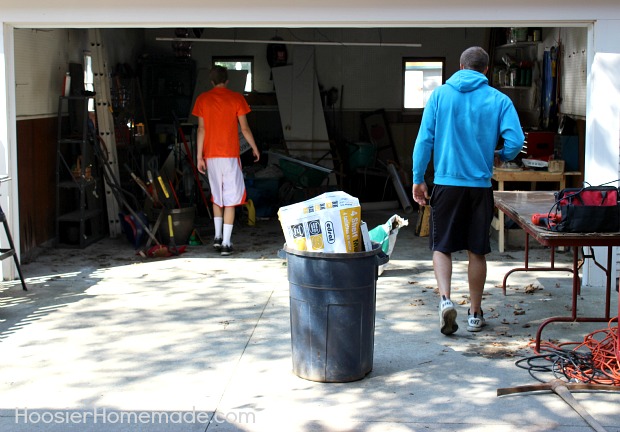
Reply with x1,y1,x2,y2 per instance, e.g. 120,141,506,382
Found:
523,131,556,160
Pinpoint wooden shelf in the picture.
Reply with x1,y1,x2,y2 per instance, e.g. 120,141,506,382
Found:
497,41,542,49
497,85,533,90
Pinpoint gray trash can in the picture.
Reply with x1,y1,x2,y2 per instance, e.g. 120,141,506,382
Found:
281,244,388,383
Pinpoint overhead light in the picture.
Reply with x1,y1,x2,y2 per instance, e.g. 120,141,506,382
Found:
156,37,421,48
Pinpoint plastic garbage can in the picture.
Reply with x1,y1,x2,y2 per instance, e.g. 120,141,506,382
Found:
280,244,388,383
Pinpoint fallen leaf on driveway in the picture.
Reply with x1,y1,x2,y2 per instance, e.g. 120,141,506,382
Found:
524,284,542,294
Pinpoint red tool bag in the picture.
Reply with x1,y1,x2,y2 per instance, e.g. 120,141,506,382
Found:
548,185,620,233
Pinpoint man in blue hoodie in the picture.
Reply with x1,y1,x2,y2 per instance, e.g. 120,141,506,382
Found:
412,46,524,335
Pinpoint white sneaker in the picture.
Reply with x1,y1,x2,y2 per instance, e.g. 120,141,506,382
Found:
439,296,458,335
467,309,486,332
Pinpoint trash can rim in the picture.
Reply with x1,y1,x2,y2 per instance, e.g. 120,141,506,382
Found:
282,243,382,259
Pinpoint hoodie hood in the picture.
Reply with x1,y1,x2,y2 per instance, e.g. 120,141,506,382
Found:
446,69,488,93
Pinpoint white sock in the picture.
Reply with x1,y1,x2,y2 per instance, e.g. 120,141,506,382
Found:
214,217,223,239
223,224,233,246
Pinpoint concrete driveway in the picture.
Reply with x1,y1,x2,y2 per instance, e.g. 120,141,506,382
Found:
0,209,618,431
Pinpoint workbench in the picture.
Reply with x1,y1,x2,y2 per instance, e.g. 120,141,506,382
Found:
494,191,619,352
492,169,581,252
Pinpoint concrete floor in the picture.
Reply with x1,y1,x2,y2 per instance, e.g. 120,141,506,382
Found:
0,208,619,431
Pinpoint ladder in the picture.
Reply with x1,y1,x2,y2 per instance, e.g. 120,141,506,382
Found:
88,28,122,237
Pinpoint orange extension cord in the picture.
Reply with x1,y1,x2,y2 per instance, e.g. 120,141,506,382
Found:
531,317,620,386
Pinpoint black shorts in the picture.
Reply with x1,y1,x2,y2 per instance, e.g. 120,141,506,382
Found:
428,185,494,255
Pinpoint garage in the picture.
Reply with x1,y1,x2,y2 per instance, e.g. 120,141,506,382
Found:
1,2,619,284
1,3,620,429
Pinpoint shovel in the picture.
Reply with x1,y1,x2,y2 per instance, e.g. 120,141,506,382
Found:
167,213,179,256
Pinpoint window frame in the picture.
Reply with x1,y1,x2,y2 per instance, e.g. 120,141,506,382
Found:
402,57,446,111
212,55,254,93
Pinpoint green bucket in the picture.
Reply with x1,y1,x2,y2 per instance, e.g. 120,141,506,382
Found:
348,142,376,170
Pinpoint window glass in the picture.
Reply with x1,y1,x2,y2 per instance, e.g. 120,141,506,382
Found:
403,58,445,109
213,57,253,92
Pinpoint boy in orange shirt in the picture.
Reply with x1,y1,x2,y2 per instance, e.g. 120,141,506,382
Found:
192,66,260,256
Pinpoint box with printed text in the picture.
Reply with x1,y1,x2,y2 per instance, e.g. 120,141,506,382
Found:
278,191,362,253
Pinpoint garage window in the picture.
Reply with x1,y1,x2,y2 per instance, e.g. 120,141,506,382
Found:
213,56,253,93
403,58,445,109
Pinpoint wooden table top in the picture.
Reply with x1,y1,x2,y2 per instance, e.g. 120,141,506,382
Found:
492,169,580,181
493,191,620,247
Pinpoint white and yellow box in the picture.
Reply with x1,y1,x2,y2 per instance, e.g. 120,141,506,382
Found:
278,191,362,253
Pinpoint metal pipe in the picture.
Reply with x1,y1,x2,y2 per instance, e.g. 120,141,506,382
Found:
156,37,421,48
387,163,413,214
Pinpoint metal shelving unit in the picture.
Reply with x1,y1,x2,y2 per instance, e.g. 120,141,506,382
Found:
56,95,106,248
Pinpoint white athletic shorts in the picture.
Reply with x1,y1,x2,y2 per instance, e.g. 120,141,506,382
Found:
206,157,246,207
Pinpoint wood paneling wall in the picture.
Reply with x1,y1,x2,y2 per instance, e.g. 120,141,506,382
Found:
17,117,57,262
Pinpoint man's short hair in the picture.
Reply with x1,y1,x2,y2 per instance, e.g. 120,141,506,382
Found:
460,47,489,73
209,66,228,85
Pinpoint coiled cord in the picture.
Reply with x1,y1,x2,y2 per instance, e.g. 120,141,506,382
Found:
518,318,619,385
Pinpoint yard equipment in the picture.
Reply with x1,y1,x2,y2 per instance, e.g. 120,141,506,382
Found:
174,114,212,218
96,140,183,257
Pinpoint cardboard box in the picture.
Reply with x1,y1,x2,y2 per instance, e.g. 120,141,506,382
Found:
278,191,362,253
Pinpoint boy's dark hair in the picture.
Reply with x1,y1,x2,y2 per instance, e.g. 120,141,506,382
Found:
209,66,228,85
460,47,489,73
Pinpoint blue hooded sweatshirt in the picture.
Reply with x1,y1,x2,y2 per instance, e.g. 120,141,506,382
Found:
412,69,524,188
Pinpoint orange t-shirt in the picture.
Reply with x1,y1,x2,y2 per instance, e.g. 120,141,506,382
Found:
191,87,251,158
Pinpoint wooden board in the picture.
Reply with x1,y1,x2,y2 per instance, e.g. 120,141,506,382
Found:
415,205,431,237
